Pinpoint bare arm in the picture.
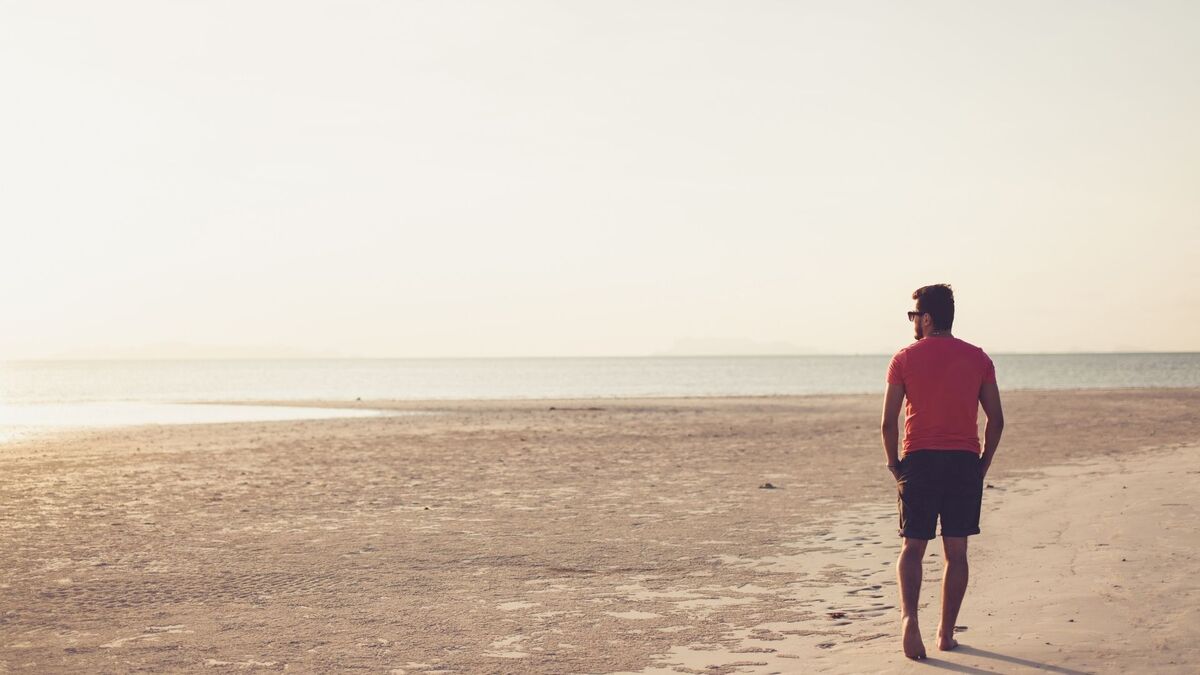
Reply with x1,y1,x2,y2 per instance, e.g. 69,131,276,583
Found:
978,381,1004,479
881,382,905,480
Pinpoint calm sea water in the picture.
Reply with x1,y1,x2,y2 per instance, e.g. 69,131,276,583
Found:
3,354,1199,404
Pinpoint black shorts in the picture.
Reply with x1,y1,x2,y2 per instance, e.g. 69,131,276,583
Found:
896,450,984,539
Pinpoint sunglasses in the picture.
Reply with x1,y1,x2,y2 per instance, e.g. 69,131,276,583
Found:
907,311,926,321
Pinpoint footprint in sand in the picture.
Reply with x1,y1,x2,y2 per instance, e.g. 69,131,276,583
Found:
605,610,661,620
496,601,539,611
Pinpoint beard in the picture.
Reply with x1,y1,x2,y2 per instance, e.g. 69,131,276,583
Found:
914,324,924,340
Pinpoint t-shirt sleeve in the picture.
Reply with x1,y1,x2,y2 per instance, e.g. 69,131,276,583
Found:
886,353,904,385
982,354,997,384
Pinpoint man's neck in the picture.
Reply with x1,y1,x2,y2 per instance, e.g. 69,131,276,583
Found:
927,330,954,339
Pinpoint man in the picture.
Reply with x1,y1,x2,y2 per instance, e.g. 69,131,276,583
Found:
880,284,1004,660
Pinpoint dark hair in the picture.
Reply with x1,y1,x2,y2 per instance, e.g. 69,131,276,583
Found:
913,284,955,330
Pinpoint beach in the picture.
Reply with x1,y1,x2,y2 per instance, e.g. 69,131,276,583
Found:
1,388,1198,673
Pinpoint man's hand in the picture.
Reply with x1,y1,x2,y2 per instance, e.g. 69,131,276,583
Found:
974,451,993,478
889,463,902,482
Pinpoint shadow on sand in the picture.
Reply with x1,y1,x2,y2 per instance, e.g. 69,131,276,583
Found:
916,644,1092,675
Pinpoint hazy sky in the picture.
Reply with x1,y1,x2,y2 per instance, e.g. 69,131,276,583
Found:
2,1,1197,358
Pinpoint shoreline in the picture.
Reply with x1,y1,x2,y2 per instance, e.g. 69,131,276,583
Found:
2,386,1197,444
164,383,1200,404
5,385,1193,453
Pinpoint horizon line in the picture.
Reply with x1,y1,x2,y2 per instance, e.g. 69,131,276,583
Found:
4,350,1199,363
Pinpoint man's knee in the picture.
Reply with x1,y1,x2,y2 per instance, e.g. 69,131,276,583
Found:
899,537,928,562
942,537,968,566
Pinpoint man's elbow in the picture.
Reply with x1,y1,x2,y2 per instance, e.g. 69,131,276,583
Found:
881,419,899,433
987,414,1005,429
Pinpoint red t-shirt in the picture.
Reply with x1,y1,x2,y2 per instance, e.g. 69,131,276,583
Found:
886,336,996,454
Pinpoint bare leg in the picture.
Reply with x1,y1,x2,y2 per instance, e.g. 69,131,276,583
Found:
938,536,969,650
896,537,928,659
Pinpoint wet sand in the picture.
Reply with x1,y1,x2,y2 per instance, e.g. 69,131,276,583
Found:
1,389,1198,673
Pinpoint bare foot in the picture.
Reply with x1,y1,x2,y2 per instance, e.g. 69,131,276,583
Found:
936,632,959,651
902,616,926,660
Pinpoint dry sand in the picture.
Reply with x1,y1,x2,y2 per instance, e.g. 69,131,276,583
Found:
1,389,1197,673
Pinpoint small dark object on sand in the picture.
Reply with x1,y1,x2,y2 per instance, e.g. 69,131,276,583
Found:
985,483,995,489
759,482,777,489
954,625,968,632
827,611,846,619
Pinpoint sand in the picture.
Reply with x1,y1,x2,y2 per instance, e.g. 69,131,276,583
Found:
1,388,1197,673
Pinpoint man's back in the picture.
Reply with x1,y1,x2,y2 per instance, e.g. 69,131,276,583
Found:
887,337,996,454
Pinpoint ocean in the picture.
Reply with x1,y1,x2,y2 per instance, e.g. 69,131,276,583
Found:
3,353,1199,404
